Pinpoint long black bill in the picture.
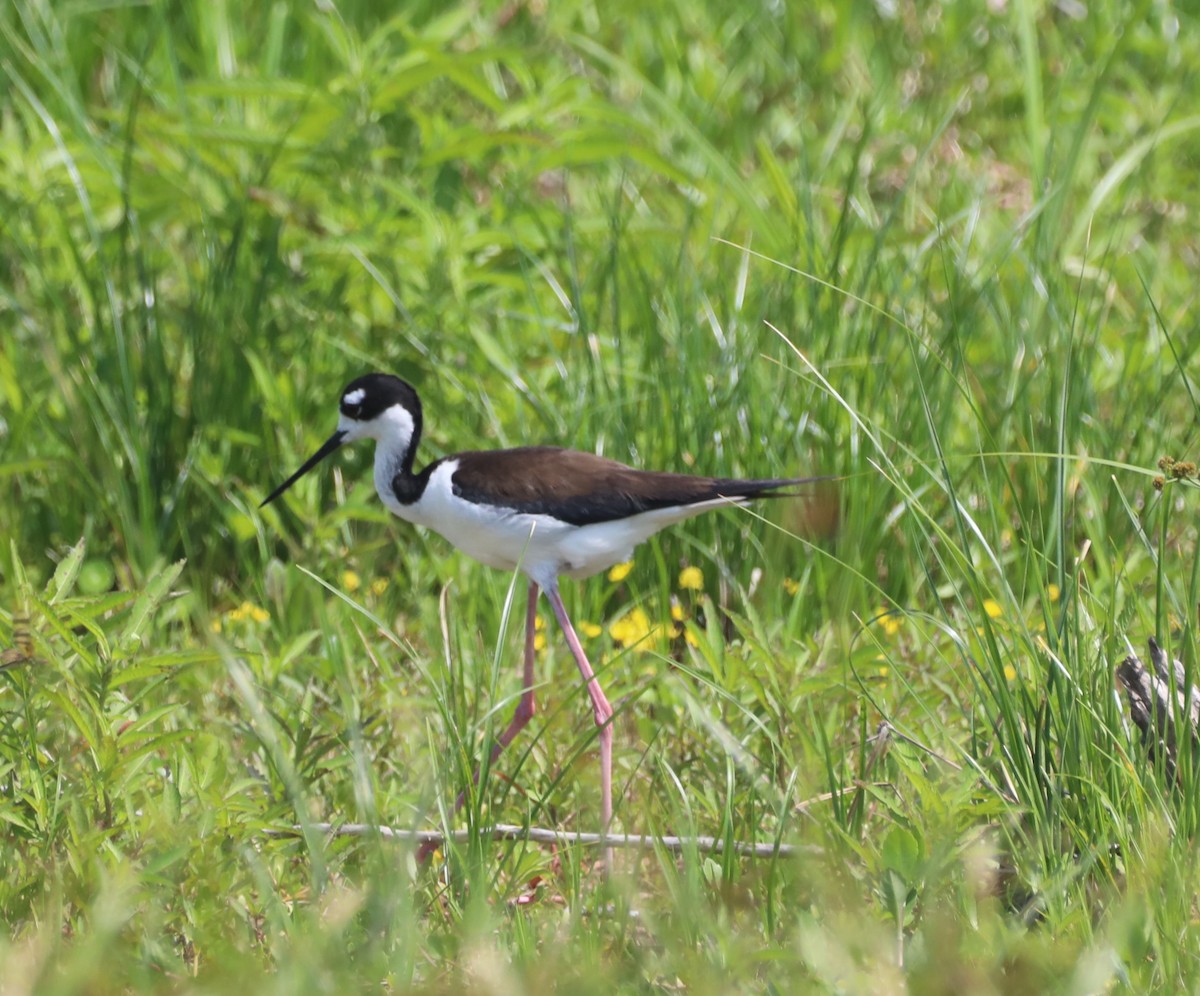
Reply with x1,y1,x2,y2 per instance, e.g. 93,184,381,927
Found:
260,430,347,507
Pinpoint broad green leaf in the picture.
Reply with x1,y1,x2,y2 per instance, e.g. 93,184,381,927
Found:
114,560,186,659
881,825,923,881
47,538,85,604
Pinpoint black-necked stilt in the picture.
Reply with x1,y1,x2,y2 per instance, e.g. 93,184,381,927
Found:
262,372,822,873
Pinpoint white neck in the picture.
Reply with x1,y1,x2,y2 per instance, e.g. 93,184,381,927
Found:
369,405,418,505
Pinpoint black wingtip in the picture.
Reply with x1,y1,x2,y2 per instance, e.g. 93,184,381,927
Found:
721,473,841,500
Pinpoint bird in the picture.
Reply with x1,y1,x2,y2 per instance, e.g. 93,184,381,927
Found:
261,371,823,874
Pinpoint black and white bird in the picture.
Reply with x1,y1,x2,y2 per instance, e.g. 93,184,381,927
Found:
262,372,821,872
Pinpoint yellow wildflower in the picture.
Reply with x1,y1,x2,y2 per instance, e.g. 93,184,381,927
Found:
670,603,686,622
224,601,269,625
209,618,222,634
678,566,704,590
1047,583,1060,602
983,599,1002,619
608,561,634,583
341,570,361,593
370,577,389,596
783,577,800,596
534,633,547,652
878,612,902,636
610,607,653,647
1004,664,1017,681
579,622,603,638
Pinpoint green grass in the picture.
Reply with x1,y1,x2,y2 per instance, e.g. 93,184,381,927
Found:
3,0,1200,990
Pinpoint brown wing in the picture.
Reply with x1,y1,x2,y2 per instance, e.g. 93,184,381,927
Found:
446,446,805,526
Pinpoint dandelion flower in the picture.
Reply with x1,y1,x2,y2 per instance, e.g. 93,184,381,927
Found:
877,612,902,636
608,561,634,583
678,566,704,590
224,601,269,625
610,607,653,647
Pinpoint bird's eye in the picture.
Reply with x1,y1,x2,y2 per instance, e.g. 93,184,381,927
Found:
343,402,362,419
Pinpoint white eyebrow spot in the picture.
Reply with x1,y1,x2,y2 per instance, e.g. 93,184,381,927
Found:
343,388,366,406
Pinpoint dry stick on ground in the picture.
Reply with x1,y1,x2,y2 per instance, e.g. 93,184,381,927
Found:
1116,638,1200,777
265,823,814,858
266,786,896,858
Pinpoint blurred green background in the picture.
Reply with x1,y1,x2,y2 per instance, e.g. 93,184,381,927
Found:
3,0,1200,991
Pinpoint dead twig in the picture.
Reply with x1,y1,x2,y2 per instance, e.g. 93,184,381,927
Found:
266,822,812,858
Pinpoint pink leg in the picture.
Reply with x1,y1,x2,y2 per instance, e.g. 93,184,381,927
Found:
545,580,614,876
419,581,540,862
